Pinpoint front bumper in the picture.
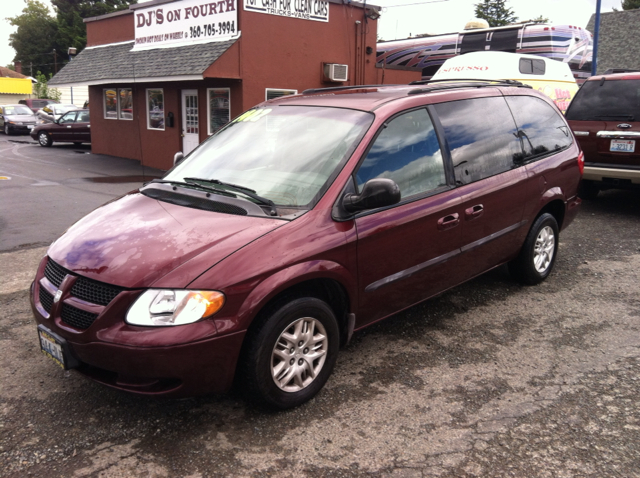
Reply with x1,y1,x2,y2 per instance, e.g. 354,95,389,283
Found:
6,124,35,134
30,257,246,398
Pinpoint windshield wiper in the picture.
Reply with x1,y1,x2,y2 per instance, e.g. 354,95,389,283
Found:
184,177,278,216
145,179,236,198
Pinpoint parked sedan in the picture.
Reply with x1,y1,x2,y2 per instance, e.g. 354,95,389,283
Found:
30,109,91,147
0,104,38,135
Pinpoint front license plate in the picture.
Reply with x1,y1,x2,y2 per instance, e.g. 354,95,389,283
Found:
28,125,34,130
610,139,635,152
38,325,67,369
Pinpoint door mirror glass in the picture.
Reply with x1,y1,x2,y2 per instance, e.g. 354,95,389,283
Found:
343,178,401,213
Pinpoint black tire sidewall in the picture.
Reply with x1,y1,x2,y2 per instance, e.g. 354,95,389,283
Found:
248,297,340,409
39,132,51,147
513,213,559,285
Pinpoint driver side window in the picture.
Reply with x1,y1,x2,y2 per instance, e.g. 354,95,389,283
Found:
356,108,446,200
59,112,77,124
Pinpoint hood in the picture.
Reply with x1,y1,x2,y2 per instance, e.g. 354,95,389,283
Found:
5,114,36,123
48,192,284,288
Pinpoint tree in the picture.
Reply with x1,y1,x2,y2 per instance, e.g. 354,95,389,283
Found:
52,0,138,52
7,0,60,77
33,71,62,101
621,0,640,9
474,0,518,27
531,15,549,23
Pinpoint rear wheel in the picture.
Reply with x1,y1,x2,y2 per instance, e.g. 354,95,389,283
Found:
242,297,340,409
38,131,52,147
509,213,559,285
579,180,599,200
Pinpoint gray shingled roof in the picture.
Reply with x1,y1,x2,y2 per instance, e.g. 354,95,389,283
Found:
587,9,640,74
49,38,237,86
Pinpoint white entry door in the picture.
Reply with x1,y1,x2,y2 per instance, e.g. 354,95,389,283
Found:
181,89,199,156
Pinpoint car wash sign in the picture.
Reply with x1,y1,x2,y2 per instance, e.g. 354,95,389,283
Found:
133,0,239,50
244,0,329,22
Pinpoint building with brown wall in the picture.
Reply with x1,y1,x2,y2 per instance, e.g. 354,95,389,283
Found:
49,0,383,170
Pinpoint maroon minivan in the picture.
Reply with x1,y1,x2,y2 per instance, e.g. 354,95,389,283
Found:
31,82,583,408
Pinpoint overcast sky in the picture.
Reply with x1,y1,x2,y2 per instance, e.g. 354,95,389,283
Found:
0,0,622,69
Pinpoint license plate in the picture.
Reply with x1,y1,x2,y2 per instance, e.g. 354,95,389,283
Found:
28,125,34,130
610,139,635,152
38,325,67,369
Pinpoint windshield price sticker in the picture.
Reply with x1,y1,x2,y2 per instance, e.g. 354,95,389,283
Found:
610,139,635,153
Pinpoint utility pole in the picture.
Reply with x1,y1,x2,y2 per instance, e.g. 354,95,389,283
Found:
591,0,601,76
52,49,57,74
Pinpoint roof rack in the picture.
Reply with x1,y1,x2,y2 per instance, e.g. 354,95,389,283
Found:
409,78,526,86
301,84,399,95
407,79,531,96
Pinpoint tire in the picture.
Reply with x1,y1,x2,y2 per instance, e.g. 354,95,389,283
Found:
509,213,559,285
4,124,10,135
38,131,52,147
579,180,599,200
242,297,340,409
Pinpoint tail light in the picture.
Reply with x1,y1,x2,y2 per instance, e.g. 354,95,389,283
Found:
577,151,584,176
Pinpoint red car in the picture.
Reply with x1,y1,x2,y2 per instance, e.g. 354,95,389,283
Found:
565,72,640,198
30,82,582,408
30,109,90,147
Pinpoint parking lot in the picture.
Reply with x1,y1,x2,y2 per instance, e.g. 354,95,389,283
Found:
1,134,640,477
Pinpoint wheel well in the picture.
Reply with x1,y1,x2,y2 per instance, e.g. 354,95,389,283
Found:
538,199,565,229
245,278,351,346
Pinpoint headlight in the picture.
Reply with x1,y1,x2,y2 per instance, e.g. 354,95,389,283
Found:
126,289,225,326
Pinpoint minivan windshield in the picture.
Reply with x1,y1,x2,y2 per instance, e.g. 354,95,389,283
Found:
566,79,640,121
166,105,373,207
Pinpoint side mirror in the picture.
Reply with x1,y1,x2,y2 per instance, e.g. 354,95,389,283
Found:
173,151,184,166
343,178,401,213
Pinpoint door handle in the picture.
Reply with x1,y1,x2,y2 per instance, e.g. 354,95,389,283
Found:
66,126,72,128
464,204,484,220
437,213,460,230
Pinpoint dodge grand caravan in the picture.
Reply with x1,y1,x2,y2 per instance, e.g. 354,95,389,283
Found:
31,81,583,408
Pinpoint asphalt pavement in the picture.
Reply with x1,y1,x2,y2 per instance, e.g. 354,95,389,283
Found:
1,133,640,477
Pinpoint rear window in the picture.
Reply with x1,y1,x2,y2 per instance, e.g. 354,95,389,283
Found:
566,79,640,121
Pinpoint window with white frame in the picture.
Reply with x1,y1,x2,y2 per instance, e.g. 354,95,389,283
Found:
207,88,230,134
265,88,297,101
146,88,165,131
103,89,117,119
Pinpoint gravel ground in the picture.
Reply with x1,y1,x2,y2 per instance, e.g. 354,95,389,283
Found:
1,188,639,478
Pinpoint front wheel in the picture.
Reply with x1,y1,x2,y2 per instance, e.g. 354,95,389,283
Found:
509,213,559,285
38,131,52,147
242,297,340,409
4,124,10,135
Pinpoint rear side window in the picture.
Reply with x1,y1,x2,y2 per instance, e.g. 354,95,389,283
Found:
566,79,640,121
505,96,573,162
356,108,446,199
433,96,521,185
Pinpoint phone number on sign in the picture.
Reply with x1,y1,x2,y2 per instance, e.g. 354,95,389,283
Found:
189,21,236,38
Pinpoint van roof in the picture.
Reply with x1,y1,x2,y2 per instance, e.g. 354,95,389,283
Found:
432,51,576,83
265,80,535,112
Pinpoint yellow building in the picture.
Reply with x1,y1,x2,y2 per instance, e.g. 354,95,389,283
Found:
0,67,33,104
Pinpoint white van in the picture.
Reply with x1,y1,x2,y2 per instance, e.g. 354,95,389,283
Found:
431,51,578,113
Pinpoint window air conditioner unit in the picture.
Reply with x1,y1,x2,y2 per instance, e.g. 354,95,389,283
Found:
323,63,349,82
